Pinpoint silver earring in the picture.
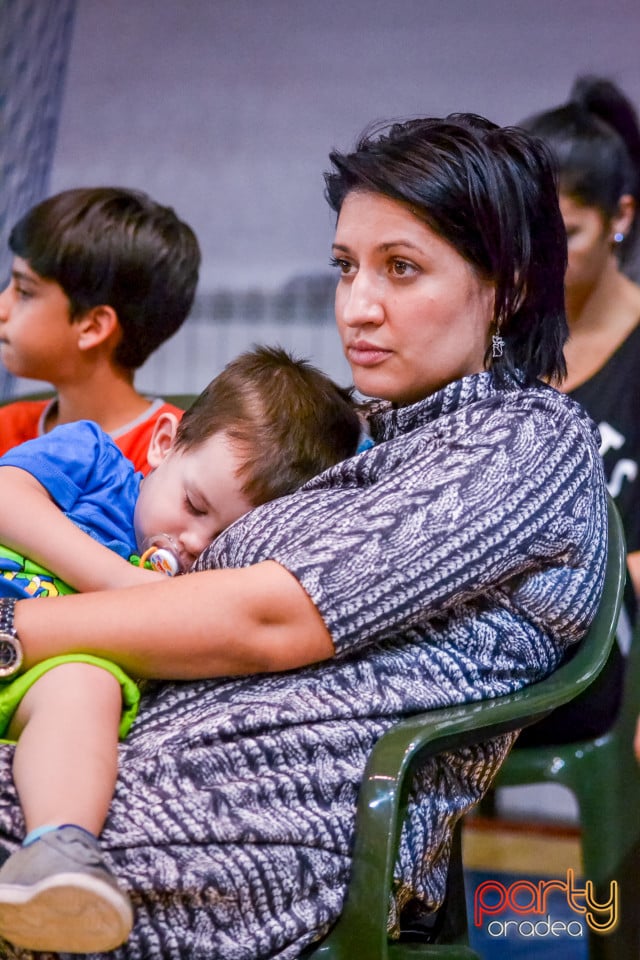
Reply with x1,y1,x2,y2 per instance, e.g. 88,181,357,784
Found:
492,334,504,359
614,232,625,244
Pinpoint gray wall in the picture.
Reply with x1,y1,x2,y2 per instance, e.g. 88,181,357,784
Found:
12,0,640,394
49,0,640,292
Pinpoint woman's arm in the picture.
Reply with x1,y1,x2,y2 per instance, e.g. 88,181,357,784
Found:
14,561,335,678
627,550,640,600
0,467,162,591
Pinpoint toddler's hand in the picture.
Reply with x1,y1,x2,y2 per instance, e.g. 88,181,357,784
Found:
110,563,168,589
130,565,169,584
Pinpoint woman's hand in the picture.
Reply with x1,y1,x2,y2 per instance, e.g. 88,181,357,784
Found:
634,714,640,764
627,551,640,601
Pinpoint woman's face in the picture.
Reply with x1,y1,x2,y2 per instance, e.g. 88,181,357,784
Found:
332,191,495,405
560,193,614,303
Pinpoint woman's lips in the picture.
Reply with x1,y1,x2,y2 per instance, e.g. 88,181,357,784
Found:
346,342,392,366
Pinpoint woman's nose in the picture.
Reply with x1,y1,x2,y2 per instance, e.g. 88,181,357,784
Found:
0,284,10,321
339,272,385,328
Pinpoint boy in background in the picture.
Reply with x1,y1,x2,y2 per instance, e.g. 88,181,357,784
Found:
0,187,201,472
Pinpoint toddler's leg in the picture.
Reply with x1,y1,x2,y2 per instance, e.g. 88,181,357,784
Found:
8,661,121,834
0,662,133,952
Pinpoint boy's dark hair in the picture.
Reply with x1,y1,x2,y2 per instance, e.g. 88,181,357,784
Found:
324,113,568,387
174,345,362,505
520,75,640,264
9,187,201,369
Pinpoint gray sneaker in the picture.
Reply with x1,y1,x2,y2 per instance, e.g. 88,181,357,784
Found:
0,825,133,953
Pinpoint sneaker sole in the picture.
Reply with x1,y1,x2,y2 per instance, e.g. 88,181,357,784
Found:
0,871,133,953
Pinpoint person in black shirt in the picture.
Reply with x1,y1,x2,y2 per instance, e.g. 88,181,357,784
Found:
516,75,640,748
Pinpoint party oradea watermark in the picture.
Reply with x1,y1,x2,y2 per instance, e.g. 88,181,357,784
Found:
474,869,618,940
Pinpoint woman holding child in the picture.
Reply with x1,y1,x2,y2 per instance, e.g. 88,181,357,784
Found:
0,114,607,958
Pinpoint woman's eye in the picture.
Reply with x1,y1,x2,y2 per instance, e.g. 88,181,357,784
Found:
390,259,415,277
329,256,353,276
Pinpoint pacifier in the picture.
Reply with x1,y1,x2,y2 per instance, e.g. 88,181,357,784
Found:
139,534,183,577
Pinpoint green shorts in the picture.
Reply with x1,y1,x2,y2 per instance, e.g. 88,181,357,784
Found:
0,654,141,743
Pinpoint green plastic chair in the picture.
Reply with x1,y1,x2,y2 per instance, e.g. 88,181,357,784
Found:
304,497,626,960
493,508,638,959
164,393,197,411
0,391,198,411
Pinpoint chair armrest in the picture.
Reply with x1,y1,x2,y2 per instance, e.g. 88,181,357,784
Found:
312,700,558,959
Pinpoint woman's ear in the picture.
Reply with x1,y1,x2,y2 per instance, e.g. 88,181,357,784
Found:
610,193,636,243
147,413,180,468
75,305,120,351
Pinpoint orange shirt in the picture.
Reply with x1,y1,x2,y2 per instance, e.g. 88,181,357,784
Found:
0,397,184,475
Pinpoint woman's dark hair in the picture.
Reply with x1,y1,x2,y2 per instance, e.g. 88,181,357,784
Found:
520,76,640,263
324,113,568,386
9,187,201,370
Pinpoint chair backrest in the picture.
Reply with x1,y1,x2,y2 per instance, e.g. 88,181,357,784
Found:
305,496,626,959
0,392,198,411
164,394,197,411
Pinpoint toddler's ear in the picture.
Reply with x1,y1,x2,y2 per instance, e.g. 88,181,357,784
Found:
147,413,180,467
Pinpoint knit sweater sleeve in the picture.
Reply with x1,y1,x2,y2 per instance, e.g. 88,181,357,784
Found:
197,385,607,657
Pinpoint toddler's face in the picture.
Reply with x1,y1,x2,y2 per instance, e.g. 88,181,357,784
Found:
134,429,254,571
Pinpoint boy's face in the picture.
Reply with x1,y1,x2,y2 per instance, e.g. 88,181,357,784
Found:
0,258,78,380
133,424,255,571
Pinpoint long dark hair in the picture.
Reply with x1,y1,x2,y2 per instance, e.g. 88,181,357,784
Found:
325,113,568,386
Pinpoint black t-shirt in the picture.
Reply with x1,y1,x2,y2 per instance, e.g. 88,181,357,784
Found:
518,322,640,745
570,321,640,555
